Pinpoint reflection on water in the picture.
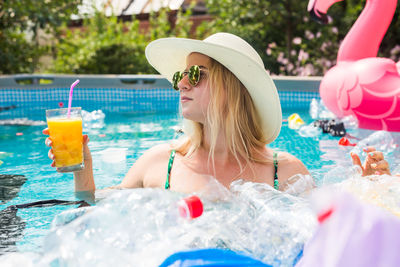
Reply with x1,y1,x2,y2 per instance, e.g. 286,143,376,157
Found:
0,207,25,255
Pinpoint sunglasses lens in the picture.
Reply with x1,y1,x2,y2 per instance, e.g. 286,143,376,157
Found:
172,71,182,90
188,65,200,86
173,65,202,90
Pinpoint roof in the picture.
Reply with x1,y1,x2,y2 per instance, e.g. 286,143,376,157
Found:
72,0,191,19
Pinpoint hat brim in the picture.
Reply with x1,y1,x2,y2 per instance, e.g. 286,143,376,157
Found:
145,37,282,144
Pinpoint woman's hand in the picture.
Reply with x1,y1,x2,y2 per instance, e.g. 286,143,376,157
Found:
350,146,391,176
43,128,92,168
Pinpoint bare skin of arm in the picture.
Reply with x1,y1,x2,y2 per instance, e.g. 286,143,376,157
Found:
44,129,96,192
44,128,171,192
350,146,391,176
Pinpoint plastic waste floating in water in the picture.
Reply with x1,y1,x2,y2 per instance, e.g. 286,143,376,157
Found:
321,130,400,185
350,131,397,156
98,147,128,174
177,195,203,220
279,174,316,196
0,179,316,267
82,109,105,129
338,137,356,146
309,98,336,120
298,123,321,138
288,113,305,129
0,118,46,126
313,119,346,137
334,175,400,218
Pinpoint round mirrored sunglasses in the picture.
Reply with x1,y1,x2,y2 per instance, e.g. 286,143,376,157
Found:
172,65,203,91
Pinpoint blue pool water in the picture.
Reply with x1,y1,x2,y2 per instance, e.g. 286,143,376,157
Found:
1,77,400,265
0,108,332,253
1,104,400,267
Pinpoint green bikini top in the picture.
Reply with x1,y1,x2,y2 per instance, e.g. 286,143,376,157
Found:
165,150,279,190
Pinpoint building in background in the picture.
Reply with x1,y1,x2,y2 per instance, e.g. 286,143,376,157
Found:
70,0,211,34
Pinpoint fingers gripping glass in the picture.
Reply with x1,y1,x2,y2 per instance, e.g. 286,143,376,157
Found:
172,65,202,91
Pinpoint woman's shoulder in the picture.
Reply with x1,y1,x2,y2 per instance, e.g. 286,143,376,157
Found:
121,143,173,188
141,143,174,162
276,151,300,162
275,151,309,180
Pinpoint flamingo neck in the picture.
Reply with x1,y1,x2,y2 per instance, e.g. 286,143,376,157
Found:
337,0,397,62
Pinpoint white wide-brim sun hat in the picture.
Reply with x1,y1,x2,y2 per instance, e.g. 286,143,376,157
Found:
145,32,282,144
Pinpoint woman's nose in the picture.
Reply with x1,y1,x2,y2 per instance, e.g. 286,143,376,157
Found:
178,75,191,91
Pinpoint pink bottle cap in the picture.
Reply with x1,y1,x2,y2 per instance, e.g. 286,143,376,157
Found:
178,195,203,219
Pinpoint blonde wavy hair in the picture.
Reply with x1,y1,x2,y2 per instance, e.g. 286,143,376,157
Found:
173,57,271,172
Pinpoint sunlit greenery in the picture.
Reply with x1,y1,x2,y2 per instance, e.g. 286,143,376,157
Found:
2,0,400,75
50,4,205,74
0,0,82,74
205,0,400,75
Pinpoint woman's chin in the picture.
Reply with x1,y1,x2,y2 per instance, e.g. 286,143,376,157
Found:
181,112,204,124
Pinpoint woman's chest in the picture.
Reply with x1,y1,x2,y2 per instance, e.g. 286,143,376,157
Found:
169,157,276,192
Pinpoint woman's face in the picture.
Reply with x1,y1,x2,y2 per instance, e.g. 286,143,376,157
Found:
178,53,211,124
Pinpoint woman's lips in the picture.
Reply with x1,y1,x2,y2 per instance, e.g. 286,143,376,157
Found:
181,96,192,102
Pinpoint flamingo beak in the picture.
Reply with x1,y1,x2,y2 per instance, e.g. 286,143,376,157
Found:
309,4,330,24
308,0,337,24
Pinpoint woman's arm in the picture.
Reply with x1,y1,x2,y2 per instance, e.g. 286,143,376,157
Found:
44,129,96,192
73,135,95,191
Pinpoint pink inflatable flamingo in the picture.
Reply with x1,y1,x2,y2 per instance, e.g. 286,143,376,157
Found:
308,0,400,131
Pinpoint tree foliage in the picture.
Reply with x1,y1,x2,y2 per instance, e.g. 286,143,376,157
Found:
204,0,400,76
3,0,400,75
0,0,82,74
50,4,203,74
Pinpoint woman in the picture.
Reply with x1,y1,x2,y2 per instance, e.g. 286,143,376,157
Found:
44,33,392,193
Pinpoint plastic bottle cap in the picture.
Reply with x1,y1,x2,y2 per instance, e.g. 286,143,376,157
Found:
338,137,356,146
178,195,203,219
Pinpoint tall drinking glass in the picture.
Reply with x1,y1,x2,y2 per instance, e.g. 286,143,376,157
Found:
46,107,84,172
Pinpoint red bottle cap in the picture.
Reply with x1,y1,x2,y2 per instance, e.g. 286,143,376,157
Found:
178,195,203,219
338,137,356,146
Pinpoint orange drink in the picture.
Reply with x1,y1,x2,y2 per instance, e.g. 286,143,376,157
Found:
46,107,84,172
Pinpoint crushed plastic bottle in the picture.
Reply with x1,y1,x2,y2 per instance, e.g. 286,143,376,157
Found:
279,174,316,196
298,123,321,137
351,131,397,156
82,109,105,129
288,113,305,129
98,147,128,174
0,178,316,267
309,98,336,120
340,115,358,130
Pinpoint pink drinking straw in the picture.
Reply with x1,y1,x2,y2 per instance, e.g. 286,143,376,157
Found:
67,79,80,118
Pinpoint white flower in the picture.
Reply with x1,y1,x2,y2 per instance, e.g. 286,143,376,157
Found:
293,37,302,45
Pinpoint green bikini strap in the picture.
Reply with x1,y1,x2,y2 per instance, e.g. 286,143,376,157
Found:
165,149,176,189
273,151,279,190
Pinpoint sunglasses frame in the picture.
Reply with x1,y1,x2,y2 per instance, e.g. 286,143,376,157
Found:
172,65,202,90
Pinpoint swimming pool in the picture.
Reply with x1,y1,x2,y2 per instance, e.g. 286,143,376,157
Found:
0,108,323,263
1,75,399,266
